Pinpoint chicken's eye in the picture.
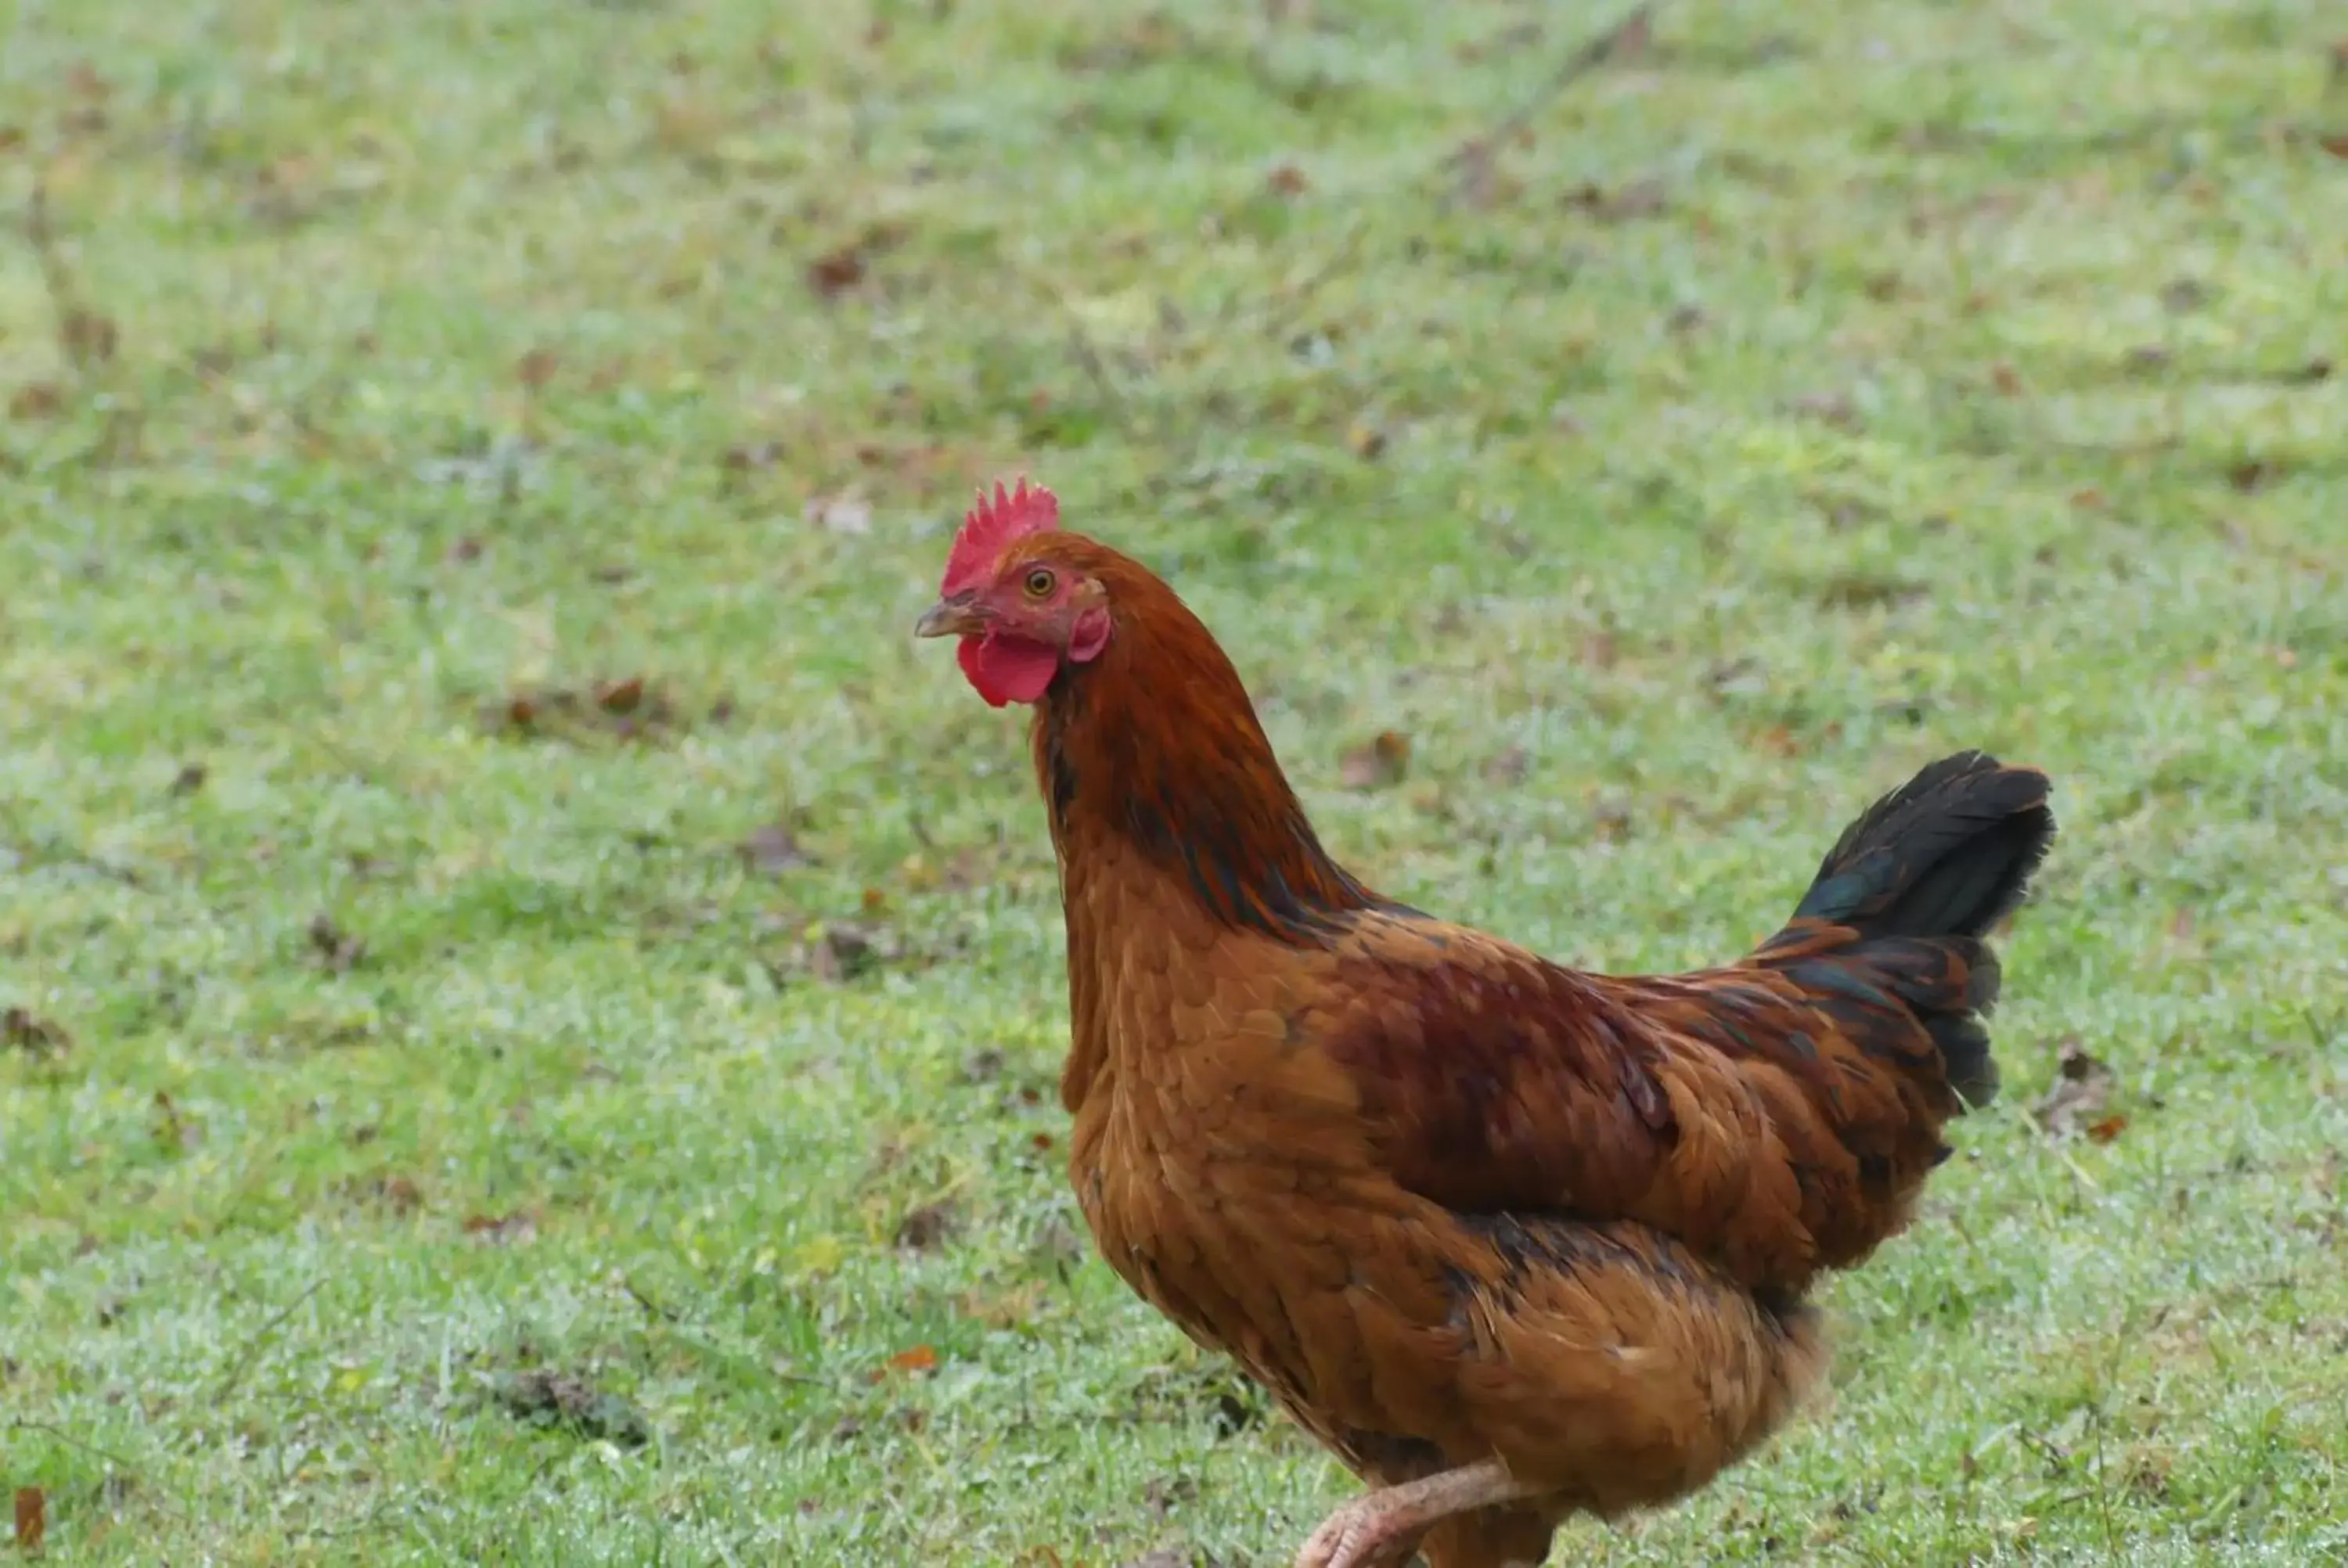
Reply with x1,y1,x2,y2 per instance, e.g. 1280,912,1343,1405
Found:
1023,567,1057,599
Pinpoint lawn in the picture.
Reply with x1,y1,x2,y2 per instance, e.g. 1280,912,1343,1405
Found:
2,0,2345,1562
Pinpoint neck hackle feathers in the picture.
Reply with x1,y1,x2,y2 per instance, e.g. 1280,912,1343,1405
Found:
943,478,1059,596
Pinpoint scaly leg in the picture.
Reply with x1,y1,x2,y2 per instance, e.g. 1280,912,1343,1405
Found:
1293,1460,1540,1568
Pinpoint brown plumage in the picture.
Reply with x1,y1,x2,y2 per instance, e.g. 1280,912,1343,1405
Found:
917,484,2056,1568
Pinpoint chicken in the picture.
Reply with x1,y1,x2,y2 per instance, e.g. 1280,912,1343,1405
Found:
916,480,2057,1568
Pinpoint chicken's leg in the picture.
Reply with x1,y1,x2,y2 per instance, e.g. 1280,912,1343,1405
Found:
1294,1460,1540,1568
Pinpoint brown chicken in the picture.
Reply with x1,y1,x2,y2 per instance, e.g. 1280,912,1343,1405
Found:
917,480,2056,1568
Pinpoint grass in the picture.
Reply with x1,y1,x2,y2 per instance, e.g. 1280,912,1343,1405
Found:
2,0,2345,1561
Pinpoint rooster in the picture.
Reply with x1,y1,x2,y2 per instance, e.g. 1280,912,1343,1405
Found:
917,480,2055,1568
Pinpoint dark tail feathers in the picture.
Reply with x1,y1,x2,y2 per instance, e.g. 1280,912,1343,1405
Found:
1786,751,2057,1106
1795,751,2055,941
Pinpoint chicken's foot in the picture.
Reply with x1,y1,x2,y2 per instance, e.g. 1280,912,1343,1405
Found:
1293,1459,1540,1568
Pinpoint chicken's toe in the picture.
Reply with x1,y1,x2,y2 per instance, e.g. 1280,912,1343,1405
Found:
1292,1498,1423,1568
1292,1460,1536,1568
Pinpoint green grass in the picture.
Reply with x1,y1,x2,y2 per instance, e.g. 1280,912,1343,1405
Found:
3,0,2345,1561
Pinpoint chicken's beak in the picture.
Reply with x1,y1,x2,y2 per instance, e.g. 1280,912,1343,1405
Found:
913,595,984,640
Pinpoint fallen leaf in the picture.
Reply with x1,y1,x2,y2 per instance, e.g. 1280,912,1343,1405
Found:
885,1343,939,1375
152,1090,202,1153
1480,746,1529,786
2319,132,2348,160
723,440,782,473
62,307,118,365
2160,277,2211,313
1990,361,2023,396
515,347,560,389
481,679,687,746
739,822,816,873
1815,573,1926,610
463,1211,539,1246
2084,1113,2130,1145
894,1199,961,1252
371,1174,423,1215
2033,1040,2118,1138
959,1281,1045,1330
1788,390,1860,430
1339,731,1412,790
1564,176,1668,222
806,922,884,983
1143,1473,1201,1518
805,490,873,534
595,676,646,714
1265,163,1309,197
14,1487,43,1552
8,382,65,420
493,1368,650,1446
307,913,366,973
2,1007,70,1059
807,244,867,297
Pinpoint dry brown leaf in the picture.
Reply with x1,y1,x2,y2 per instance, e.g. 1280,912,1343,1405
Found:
152,1090,201,1153
373,1174,423,1215
8,383,64,420
463,1211,539,1246
2,1007,70,1059
1266,162,1309,197
1339,731,1411,790
808,246,866,295
2226,459,2278,493
808,922,883,983
14,1487,43,1552
1480,746,1529,786
957,1281,1045,1329
307,913,366,973
894,1199,961,1252
2033,1040,2118,1138
739,822,815,874
884,1343,939,1376
1788,390,1860,430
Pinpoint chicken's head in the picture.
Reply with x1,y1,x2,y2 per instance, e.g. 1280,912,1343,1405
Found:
915,478,1113,707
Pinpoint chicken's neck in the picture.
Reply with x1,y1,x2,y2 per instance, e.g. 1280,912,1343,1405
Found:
1029,595,1382,948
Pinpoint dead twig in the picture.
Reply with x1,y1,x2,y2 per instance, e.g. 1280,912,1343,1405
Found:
1443,3,1656,207
1249,3,1656,344
21,178,118,371
210,1278,330,1403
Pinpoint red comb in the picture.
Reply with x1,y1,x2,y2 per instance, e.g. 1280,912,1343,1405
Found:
942,478,1059,596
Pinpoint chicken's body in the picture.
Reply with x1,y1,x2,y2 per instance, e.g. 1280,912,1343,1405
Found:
920,487,2055,1568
